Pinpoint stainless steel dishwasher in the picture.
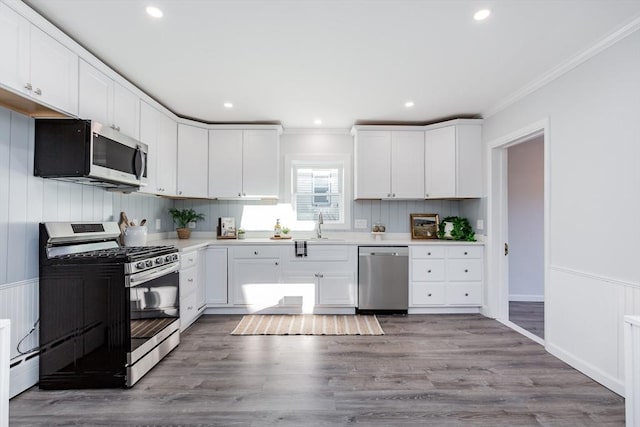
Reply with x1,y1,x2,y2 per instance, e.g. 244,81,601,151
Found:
358,246,408,313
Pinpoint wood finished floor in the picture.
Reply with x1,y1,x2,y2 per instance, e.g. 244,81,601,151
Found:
10,314,623,426
510,301,545,339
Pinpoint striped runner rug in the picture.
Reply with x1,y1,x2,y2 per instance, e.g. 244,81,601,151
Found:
230,314,384,336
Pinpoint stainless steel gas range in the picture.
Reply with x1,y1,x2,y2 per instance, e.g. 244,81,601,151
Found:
38,222,180,389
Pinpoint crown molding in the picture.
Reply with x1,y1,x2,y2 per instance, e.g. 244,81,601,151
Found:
483,14,640,119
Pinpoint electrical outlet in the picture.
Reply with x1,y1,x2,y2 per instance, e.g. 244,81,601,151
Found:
354,219,367,229
188,221,196,229
476,219,484,230
155,218,161,230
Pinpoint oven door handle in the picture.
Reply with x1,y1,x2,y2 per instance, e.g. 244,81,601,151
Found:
127,263,179,287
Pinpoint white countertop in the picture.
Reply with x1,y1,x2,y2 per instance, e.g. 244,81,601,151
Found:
148,232,484,252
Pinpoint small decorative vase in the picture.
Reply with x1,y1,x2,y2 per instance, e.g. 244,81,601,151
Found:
176,228,191,239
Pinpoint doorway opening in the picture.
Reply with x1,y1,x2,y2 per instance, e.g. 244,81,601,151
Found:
486,119,549,346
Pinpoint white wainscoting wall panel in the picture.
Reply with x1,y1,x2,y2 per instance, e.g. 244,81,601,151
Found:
547,266,640,395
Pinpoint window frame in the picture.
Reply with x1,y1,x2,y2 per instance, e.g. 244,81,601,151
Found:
284,154,352,230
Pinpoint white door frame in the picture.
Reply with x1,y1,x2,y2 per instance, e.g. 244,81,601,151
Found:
485,118,550,346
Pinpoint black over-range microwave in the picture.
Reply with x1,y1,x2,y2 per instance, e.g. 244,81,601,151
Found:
34,119,148,190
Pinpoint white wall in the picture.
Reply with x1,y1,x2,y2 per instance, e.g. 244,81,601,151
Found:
484,30,640,394
508,137,544,301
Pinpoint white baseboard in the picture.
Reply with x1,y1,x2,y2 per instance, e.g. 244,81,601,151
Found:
546,342,624,396
408,307,481,314
509,294,544,302
10,354,38,398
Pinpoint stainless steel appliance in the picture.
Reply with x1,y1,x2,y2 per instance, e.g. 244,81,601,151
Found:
34,119,147,191
358,246,408,313
38,222,180,389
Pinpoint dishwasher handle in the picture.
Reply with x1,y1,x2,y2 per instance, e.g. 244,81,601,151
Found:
366,252,404,257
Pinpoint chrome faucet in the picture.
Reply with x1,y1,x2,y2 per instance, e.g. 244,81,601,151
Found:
316,211,323,239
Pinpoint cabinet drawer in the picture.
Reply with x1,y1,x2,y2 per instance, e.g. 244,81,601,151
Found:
411,246,445,259
181,251,198,269
446,283,482,305
446,246,482,259
447,259,482,281
233,246,281,259
411,283,446,305
180,291,198,329
291,245,349,261
412,259,445,282
180,266,197,297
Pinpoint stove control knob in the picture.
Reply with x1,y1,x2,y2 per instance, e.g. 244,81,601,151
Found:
172,254,178,261
145,260,153,267
165,255,172,263
136,261,146,269
155,257,164,265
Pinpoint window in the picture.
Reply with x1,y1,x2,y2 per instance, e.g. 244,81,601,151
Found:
290,158,348,228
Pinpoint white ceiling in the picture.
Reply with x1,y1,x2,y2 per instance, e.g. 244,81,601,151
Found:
23,0,640,129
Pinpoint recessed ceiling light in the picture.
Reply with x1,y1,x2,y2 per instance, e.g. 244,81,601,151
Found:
404,101,415,108
474,9,491,21
146,6,163,18
223,102,233,109
314,119,322,125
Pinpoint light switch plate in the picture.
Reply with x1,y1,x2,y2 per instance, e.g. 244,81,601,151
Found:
476,219,484,230
354,219,367,229
188,221,196,229
155,218,161,230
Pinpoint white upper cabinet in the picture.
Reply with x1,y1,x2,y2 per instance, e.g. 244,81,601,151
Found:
79,60,140,139
0,3,78,115
177,124,208,198
112,82,140,139
208,128,279,199
354,130,424,199
242,130,279,197
0,2,30,97
425,123,482,198
354,131,391,199
139,101,177,196
157,112,177,196
78,60,113,124
391,131,425,199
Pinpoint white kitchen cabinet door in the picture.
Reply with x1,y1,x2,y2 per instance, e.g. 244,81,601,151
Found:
205,247,228,305
156,112,177,196
208,129,243,198
455,124,483,198
197,248,207,309
425,126,456,198
231,258,281,305
29,25,78,115
139,101,159,194
177,124,208,198
113,82,140,139
317,272,356,306
242,130,279,197
0,3,30,96
78,60,113,125
355,131,391,199
391,131,425,198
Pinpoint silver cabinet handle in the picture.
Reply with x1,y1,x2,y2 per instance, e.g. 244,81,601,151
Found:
392,193,396,197
178,191,183,195
238,192,242,197
427,252,431,256
427,269,431,273
465,293,469,296
464,269,468,273
24,82,32,91
254,251,258,255
188,278,193,282
34,88,42,95
428,293,432,297
275,262,279,266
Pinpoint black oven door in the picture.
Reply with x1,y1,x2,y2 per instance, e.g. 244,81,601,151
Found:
127,264,179,362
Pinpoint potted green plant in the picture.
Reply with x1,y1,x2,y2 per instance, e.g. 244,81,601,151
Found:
281,227,290,236
168,208,205,239
237,228,246,240
437,216,476,241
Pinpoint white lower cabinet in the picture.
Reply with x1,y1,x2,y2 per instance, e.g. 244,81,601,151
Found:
226,244,357,312
205,247,228,305
410,245,483,309
179,249,204,331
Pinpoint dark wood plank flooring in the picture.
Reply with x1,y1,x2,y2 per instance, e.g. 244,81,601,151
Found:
510,301,545,339
10,314,623,426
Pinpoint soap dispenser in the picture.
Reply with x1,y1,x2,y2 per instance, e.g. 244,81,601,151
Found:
274,219,282,237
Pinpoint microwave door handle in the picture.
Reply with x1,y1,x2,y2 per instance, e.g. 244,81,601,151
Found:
134,146,144,180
